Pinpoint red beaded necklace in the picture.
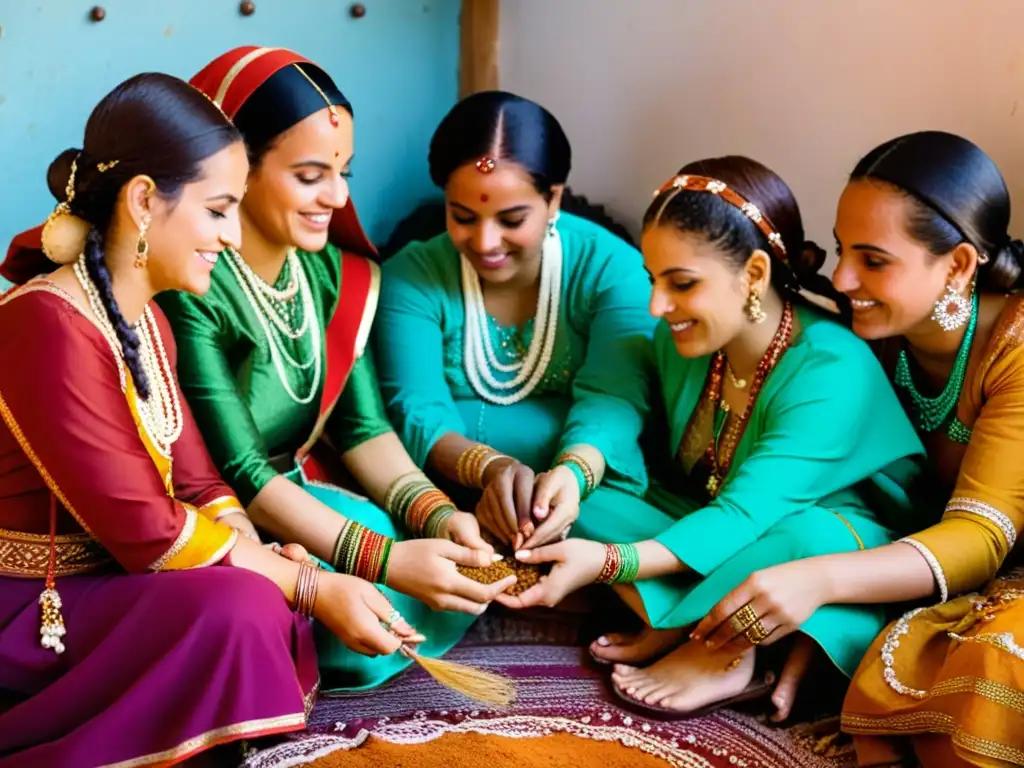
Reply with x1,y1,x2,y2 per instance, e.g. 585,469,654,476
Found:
703,302,794,497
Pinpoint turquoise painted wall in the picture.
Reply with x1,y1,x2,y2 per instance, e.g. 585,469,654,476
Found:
0,0,458,286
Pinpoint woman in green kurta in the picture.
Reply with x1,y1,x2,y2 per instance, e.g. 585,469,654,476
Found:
504,156,927,718
158,47,514,692
374,91,656,551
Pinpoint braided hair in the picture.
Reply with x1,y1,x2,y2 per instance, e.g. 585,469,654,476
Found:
46,73,240,396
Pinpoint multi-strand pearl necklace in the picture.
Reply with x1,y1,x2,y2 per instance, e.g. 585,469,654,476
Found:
461,223,562,406
224,247,322,405
73,255,183,458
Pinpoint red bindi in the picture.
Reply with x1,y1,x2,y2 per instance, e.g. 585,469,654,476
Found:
480,194,489,203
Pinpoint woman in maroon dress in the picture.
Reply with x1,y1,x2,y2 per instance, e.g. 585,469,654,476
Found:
0,73,416,767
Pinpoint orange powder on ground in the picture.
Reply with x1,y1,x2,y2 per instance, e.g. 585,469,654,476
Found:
308,732,671,767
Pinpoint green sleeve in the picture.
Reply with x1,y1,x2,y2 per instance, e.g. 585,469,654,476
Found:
655,342,923,575
373,243,467,467
157,290,277,506
324,350,394,454
557,235,656,493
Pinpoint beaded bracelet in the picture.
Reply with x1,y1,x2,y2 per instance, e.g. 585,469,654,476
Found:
294,560,321,617
456,444,511,488
384,471,457,538
555,452,596,498
332,519,394,584
594,543,640,584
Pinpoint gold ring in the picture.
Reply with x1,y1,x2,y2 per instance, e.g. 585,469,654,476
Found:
729,603,758,634
744,619,770,645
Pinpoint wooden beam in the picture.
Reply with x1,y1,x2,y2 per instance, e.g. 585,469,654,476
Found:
459,0,499,97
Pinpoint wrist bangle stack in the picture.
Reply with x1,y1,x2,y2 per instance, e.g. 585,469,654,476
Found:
555,452,596,497
331,519,394,584
384,471,457,538
295,560,321,617
456,444,510,488
595,543,640,584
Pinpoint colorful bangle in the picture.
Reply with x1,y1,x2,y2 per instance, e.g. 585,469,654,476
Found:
383,472,457,538
595,543,640,584
295,560,321,617
456,444,511,488
331,520,393,584
555,452,596,497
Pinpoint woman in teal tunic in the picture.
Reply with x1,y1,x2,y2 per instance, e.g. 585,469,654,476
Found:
158,47,513,691
506,156,927,717
374,91,657,551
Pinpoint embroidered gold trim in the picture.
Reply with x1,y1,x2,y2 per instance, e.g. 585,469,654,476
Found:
899,536,949,603
103,711,306,768
354,260,381,359
949,630,1024,661
213,47,276,110
0,528,110,578
930,675,1024,716
148,505,197,571
829,509,865,550
842,711,1024,765
946,497,1018,549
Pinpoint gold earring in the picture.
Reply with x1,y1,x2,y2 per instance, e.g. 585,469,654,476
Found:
134,214,151,269
745,290,767,323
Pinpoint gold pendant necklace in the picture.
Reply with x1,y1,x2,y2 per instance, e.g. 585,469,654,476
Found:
725,360,748,389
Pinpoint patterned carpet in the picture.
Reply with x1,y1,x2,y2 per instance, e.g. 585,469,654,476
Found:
242,608,857,768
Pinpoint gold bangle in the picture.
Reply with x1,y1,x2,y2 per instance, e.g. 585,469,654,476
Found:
456,444,491,488
556,452,596,495
295,561,320,618
476,451,510,487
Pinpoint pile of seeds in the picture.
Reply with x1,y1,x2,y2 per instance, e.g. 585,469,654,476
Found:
456,532,550,596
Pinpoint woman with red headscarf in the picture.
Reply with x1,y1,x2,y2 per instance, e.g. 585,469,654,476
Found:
166,47,511,691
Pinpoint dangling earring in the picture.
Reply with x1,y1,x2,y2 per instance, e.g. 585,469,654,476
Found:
134,213,151,269
745,289,767,323
932,282,971,331
547,211,560,237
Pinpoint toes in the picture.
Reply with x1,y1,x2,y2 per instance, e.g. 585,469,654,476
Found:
612,663,638,677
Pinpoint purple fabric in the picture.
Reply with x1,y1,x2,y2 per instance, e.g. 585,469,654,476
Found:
0,567,317,767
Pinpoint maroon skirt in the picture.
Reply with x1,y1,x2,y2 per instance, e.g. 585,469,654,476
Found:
0,567,318,767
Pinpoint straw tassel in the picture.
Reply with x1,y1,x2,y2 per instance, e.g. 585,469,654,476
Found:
400,646,516,708
40,495,67,654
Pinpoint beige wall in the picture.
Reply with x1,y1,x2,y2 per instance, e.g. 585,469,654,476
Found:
500,0,1024,257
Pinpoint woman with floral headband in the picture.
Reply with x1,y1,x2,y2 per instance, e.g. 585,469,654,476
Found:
158,47,512,691
373,90,656,553
0,73,421,767
501,156,927,718
696,132,1024,766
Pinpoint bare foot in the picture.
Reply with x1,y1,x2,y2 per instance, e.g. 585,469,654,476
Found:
590,626,684,665
611,642,768,714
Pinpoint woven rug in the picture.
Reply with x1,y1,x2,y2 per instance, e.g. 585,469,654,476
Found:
242,608,857,768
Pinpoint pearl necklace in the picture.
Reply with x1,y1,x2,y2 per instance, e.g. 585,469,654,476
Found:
461,224,562,406
73,256,183,457
224,247,322,405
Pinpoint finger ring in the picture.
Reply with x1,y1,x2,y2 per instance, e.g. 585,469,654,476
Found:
381,609,402,633
744,619,770,645
729,603,758,634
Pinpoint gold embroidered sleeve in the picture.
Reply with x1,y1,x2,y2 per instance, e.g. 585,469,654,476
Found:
912,344,1024,595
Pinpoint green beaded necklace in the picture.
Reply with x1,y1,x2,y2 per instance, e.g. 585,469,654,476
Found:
893,291,977,444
